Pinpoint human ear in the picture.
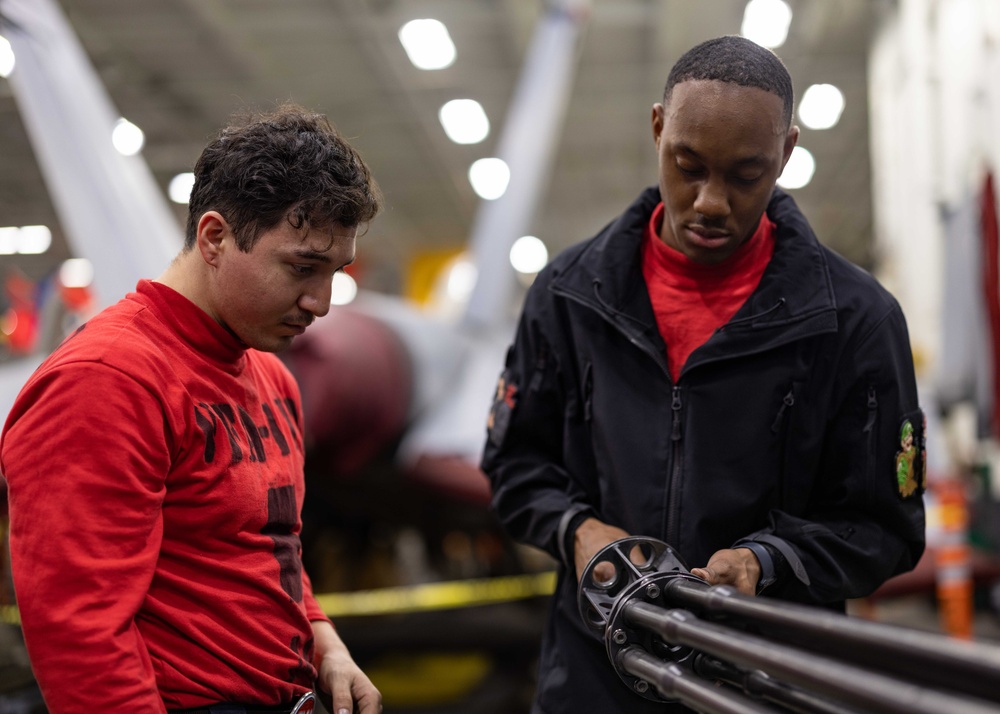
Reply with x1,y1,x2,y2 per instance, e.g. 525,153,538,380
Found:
780,125,800,171
651,103,666,148
195,211,231,267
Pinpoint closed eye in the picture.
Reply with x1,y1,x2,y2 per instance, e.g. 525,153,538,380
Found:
676,162,703,178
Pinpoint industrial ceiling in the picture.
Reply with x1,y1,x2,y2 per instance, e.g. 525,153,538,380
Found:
0,0,882,298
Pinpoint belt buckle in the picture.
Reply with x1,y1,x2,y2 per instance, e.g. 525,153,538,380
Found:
289,692,315,714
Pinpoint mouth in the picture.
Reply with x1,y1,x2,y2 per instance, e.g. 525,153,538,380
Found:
282,322,310,335
684,225,731,248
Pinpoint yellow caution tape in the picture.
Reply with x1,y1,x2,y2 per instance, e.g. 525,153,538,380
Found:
0,571,558,625
314,571,557,617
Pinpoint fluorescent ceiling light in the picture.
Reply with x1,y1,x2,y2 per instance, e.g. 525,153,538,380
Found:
741,0,792,48
0,225,53,254
798,84,845,130
439,99,490,144
509,236,548,275
112,118,144,156
777,146,815,190
0,35,14,78
468,158,510,200
17,225,52,254
398,19,456,70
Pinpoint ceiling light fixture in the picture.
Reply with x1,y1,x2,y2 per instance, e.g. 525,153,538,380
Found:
741,0,792,48
0,225,53,255
398,19,456,70
439,99,490,144
509,236,548,275
468,158,510,200
60,258,95,288
798,83,846,130
777,146,815,190
330,272,358,306
0,35,14,78
168,172,196,204
111,117,144,156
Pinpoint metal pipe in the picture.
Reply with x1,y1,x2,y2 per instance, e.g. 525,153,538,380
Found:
663,578,1000,702
619,647,783,714
625,601,998,714
692,655,866,714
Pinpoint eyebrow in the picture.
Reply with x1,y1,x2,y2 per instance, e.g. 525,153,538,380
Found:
290,248,331,263
289,248,357,270
675,142,767,167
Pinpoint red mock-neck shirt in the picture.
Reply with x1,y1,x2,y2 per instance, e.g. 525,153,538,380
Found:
642,202,776,381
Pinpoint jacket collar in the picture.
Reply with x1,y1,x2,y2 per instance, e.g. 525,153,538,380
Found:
548,186,839,365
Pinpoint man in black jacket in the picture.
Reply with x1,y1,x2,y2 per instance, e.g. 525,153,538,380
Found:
481,36,925,713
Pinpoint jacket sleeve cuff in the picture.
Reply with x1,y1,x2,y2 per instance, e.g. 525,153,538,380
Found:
558,505,595,570
737,533,810,587
734,541,778,594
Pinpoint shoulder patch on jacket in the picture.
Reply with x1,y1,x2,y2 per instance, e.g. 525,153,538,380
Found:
487,370,518,448
895,410,926,498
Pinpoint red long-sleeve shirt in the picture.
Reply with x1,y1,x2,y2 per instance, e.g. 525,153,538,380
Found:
1,280,329,712
642,202,776,381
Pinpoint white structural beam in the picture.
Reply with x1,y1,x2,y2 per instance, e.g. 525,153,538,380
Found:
2,0,183,310
460,0,589,332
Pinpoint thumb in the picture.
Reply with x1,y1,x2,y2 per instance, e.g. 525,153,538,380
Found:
690,566,715,583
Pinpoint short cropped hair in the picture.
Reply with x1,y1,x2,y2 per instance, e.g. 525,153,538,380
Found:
185,104,382,251
664,36,794,128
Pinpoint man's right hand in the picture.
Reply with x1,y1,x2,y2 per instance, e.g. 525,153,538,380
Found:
573,518,630,582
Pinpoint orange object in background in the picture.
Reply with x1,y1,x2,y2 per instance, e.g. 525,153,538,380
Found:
1,271,39,355
930,478,974,639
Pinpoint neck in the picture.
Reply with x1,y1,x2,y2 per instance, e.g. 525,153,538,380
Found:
156,249,214,319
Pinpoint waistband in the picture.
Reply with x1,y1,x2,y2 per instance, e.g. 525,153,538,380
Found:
170,691,315,714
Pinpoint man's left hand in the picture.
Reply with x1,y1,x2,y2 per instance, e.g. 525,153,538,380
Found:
313,620,382,714
690,548,761,596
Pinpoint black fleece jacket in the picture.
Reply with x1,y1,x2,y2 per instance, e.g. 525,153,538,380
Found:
482,186,925,713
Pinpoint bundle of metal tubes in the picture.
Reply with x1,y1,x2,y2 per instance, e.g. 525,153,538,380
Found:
577,537,1000,714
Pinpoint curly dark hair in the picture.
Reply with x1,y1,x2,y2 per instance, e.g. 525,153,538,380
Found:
185,104,382,251
665,35,794,128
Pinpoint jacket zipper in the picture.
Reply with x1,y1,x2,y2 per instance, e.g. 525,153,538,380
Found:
771,389,795,433
863,385,878,433
549,286,681,543
864,385,878,502
665,385,683,545
771,387,796,509
529,347,547,392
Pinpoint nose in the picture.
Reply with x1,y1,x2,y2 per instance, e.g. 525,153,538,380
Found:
693,178,730,221
298,277,332,318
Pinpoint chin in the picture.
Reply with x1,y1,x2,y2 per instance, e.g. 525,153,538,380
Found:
241,334,291,353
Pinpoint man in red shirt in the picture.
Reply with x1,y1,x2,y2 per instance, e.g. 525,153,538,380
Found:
1,105,383,714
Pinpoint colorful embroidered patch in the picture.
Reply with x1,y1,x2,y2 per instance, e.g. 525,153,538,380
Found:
487,370,518,448
895,419,919,497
